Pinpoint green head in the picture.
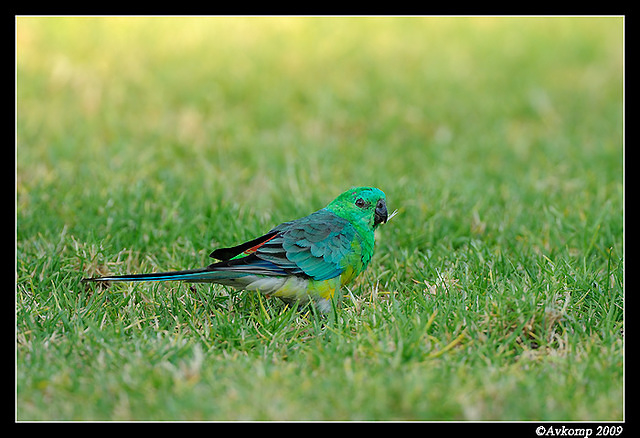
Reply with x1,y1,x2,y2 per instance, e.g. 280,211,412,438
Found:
325,187,388,229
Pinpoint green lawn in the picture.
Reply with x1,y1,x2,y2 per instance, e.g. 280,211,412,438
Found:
17,17,623,421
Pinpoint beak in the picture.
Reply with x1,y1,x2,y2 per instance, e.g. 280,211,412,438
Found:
374,199,388,226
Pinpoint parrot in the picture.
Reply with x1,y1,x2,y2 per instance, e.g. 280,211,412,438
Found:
83,187,389,312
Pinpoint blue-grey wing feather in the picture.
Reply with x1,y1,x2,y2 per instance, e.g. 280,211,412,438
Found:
254,209,355,281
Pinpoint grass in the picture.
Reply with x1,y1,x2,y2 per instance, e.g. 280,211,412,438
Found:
16,17,623,421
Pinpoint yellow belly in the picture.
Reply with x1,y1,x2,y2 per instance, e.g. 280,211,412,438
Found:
243,271,360,313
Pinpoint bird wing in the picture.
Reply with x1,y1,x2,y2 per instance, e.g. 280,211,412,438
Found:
205,209,356,281
255,209,356,281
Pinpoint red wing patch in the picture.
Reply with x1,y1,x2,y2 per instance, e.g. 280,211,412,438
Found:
243,233,278,255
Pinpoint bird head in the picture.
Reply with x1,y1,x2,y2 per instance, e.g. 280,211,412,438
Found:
326,187,388,229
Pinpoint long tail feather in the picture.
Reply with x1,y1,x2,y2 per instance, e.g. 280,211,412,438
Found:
82,267,232,283
82,255,290,285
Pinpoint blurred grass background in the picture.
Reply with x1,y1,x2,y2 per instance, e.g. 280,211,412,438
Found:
17,17,623,420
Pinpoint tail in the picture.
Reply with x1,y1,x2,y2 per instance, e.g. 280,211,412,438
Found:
82,255,288,285
82,267,237,283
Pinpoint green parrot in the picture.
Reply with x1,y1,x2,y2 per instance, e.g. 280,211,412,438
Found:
83,187,389,312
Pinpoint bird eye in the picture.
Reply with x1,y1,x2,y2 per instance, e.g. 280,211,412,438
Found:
355,198,366,208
